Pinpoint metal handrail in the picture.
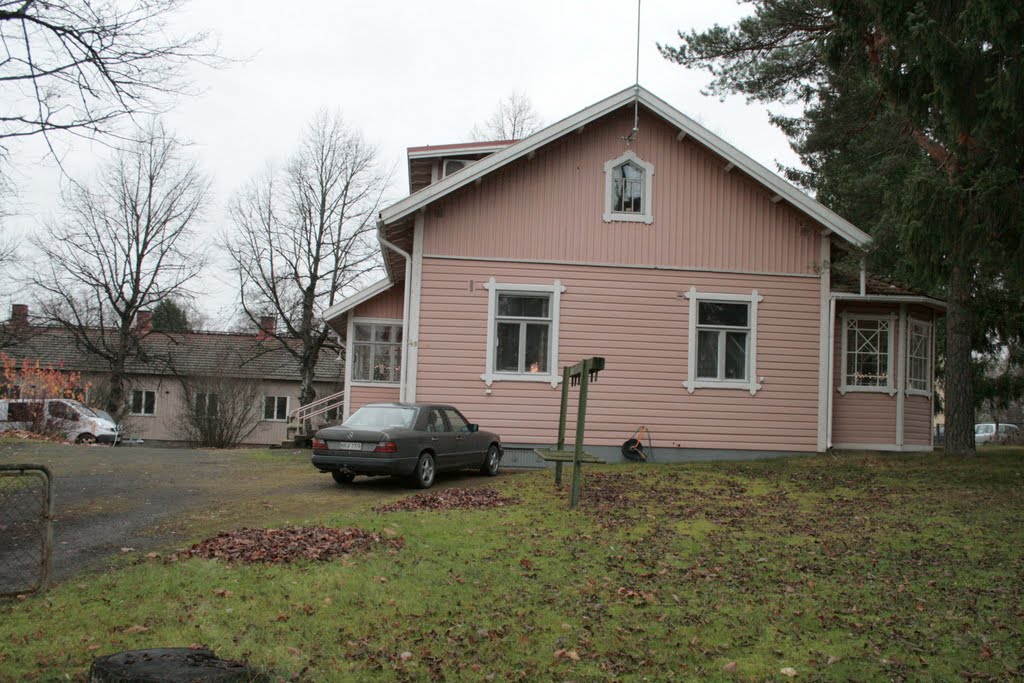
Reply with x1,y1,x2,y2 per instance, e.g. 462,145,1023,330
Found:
288,390,345,422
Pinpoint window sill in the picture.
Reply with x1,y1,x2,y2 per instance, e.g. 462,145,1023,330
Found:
683,379,762,395
602,211,653,224
263,418,288,423
129,413,156,417
481,372,562,388
349,381,401,388
837,385,896,396
905,388,933,398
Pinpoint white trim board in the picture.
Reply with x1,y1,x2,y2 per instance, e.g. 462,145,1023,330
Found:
381,86,871,250
831,292,946,310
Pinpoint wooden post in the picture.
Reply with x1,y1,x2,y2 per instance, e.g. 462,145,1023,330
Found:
569,358,590,509
555,365,570,486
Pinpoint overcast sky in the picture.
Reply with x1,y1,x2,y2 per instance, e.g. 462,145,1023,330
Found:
4,0,802,327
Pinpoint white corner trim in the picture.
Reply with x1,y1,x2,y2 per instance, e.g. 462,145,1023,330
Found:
896,304,907,447
683,287,764,395
602,149,654,224
816,235,831,452
406,213,425,402
343,311,353,420
481,278,566,388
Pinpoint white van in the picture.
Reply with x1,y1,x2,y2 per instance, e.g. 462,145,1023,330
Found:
0,398,119,444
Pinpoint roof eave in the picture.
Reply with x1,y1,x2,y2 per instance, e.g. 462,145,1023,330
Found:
831,292,947,311
322,278,395,324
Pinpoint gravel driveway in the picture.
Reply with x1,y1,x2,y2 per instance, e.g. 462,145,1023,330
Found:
0,440,496,591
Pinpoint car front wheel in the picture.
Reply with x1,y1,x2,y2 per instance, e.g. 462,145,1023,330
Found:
414,453,435,489
76,433,96,445
481,444,500,476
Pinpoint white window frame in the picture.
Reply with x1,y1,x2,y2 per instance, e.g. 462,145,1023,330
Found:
349,317,403,387
684,288,763,395
905,318,933,396
263,395,289,422
442,158,474,178
481,278,565,388
130,389,157,416
839,312,896,395
603,150,654,224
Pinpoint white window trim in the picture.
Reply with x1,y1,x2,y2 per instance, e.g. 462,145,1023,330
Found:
349,316,403,387
129,389,157,416
603,150,654,224
481,278,565,388
263,395,289,422
684,288,763,395
838,312,897,396
905,317,933,397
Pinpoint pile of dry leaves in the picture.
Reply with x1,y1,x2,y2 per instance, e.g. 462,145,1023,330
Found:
0,429,68,443
375,486,518,513
171,526,403,564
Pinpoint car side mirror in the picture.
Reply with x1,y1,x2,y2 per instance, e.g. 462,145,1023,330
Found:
467,423,479,433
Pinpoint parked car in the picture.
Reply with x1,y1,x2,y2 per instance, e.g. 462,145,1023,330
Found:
0,398,119,444
311,403,502,488
974,422,1020,445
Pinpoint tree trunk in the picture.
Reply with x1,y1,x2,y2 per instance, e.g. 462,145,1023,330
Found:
944,266,976,455
105,363,127,418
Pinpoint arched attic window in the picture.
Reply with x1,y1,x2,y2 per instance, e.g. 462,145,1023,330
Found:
603,150,654,224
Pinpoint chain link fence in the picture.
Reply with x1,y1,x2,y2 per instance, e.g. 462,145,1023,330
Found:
0,465,53,596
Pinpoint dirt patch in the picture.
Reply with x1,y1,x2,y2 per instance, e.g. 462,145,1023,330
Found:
375,486,518,513
171,526,403,564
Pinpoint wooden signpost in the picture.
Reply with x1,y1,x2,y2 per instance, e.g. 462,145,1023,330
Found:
534,356,606,509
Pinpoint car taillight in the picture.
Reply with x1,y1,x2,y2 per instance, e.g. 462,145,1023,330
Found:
312,438,327,450
373,441,398,453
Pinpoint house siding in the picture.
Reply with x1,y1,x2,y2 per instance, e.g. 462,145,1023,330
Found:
904,395,932,446
349,385,401,415
423,107,821,275
414,257,822,452
352,286,405,320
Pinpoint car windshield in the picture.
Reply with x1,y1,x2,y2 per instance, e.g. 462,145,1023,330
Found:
975,425,994,435
344,406,417,430
64,400,96,417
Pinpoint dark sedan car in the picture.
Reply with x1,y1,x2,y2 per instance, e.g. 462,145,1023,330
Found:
311,403,502,488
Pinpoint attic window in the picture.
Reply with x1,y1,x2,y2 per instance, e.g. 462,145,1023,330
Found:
442,159,472,177
603,150,654,224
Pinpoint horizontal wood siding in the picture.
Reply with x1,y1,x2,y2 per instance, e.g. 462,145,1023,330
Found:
350,385,401,415
831,304,898,445
353,286,405,320
904,394,932,446
423,107,821,275
414,257,822,451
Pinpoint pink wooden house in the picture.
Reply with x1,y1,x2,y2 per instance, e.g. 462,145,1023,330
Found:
323,87,944,465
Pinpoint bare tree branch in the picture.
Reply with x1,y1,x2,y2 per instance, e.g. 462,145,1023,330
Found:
27,119,209,415
223,110,390,407
469,91,543,141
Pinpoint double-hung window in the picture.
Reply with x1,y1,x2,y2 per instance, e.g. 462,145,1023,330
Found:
684,289,762,394
351,321,402,384
264,396,288,421
482,279,564,386
131,389,156,416
840,315,894,393
195,392,218,418
906,319,932,395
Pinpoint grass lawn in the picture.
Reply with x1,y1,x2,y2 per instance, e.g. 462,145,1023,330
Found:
2,449,1023,681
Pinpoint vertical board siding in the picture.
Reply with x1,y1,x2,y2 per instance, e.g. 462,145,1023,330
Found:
415,257,822,452
423,107,821,276
830,304,898,445
353,286,405,320
904,395,933,446
350,385,401,415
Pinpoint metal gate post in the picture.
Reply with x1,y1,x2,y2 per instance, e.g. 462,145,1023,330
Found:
555,365,570,487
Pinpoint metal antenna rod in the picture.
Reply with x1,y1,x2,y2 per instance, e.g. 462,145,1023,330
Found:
628,0,641,142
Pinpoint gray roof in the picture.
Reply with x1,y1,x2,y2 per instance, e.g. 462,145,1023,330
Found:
0,326,343,384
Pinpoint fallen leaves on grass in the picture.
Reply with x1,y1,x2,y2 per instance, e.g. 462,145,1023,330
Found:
171,526,403,564
375,487,518,513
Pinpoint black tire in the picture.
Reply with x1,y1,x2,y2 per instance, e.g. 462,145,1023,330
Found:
481,444,500,476
331,471,355,485
413,452,436,489
76,433,97,445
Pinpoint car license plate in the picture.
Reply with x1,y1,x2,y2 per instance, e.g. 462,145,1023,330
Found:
330,441,363,451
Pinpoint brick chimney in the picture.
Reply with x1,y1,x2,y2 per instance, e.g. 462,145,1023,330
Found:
257,315,276,339
135,310,153,335
10,304,28,328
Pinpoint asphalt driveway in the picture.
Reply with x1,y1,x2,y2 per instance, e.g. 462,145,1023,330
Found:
0,440,487,590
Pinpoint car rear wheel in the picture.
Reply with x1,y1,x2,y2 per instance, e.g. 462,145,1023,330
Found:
414,453,435,489
76,433,96,445
331,471,355,485
481,444,500,476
